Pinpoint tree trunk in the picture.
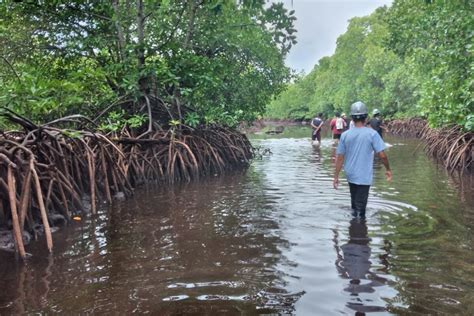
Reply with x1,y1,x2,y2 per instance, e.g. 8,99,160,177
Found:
136,0,149,95
112,0,126,62
173,0,199,123
184,0,198,49
136,0,145,67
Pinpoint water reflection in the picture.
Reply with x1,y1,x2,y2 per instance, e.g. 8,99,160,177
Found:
0,172,303,314
0,253,54,313
311,143,321,163
335,219,387,314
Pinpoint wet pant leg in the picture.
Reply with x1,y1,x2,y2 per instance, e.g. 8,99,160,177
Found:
312,130,321,141
348,183,370,216
349,184,356,210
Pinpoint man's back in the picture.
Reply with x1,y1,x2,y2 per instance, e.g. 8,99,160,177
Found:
312,117,322,127
369,117,382,134
331,118,344,135
337,127,385,185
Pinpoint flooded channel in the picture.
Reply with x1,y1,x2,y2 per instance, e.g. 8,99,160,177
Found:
1,128,473,314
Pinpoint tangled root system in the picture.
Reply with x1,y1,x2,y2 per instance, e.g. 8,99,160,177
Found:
387,118,472,172
0,111,252,258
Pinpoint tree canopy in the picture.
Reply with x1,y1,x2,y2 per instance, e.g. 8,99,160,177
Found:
0,0,296,128
267,1,473,131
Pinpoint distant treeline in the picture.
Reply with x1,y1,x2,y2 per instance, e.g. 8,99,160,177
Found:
266,0,473,131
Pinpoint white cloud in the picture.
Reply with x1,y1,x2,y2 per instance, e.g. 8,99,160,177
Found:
272,0,393,73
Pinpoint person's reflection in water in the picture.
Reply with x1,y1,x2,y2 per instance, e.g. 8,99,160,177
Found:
311,144,322,163
331,146,337,164
335,219,386,314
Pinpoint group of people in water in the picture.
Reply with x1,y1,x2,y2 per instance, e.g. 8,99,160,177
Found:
310,108,386,147
310,102,392,219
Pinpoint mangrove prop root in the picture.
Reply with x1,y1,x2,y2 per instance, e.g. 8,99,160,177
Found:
32,167,53,252
0,116,252,258
7,164,26,259
387,118,472,172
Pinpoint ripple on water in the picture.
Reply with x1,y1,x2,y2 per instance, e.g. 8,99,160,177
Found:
162,295,189,301
167,281,243,289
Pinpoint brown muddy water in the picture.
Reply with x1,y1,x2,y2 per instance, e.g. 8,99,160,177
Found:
0,129,473,315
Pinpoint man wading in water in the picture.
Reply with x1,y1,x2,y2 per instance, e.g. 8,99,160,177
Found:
311,112,324,146
330,112,346,144
368,109,386,139
333,101,392,218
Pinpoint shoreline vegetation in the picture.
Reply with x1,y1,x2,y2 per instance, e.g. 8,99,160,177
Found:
387,119,472,172
0,109,252,258
265,2,473,150
0,1,296,259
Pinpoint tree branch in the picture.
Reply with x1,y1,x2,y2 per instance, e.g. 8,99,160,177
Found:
0,56,21,82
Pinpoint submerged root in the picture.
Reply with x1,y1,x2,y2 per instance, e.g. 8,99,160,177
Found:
0,112,252,258
386,118,427,138
0,125,130,258
387,119,472,172
422,126,472,172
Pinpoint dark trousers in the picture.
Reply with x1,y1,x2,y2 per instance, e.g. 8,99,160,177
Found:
349,183,370,216
312,130,321,141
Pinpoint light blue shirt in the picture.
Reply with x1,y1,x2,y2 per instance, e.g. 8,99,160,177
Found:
336,127,386,185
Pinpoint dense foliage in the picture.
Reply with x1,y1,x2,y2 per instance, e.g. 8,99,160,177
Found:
267,1,473,131
0,0,296,128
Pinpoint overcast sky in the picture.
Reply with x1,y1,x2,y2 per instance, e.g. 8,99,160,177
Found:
276,0,393,73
